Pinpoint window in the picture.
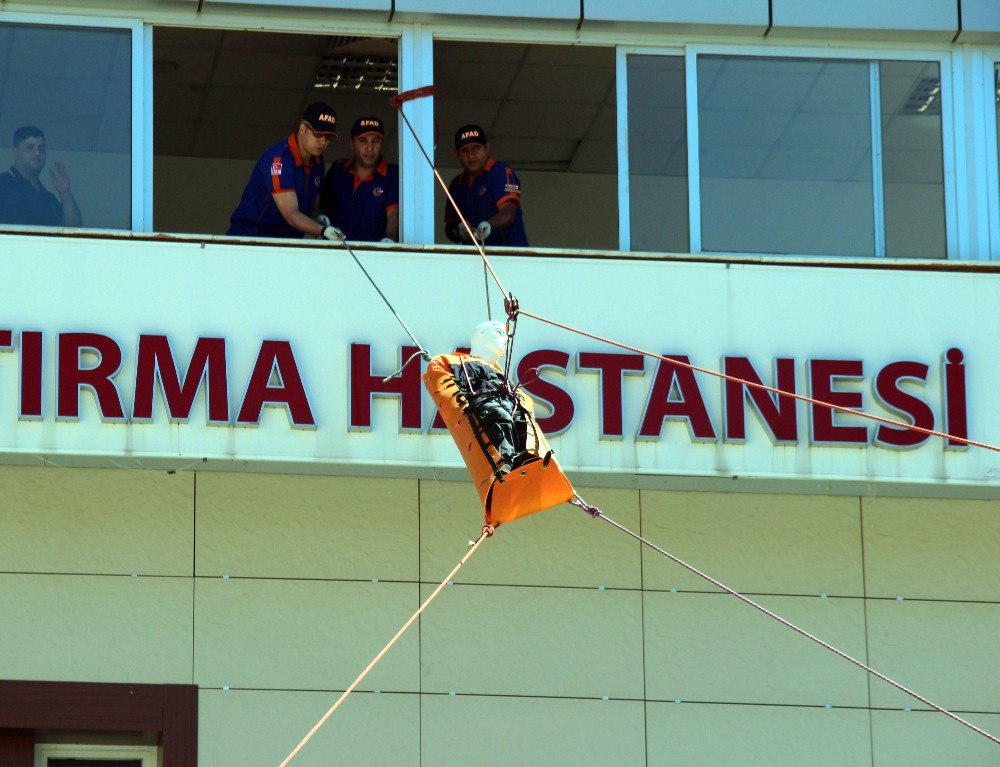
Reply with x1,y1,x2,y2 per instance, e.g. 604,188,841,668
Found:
0,21,134,231
624,51,948,258
626,54,688,252
432,41,617,250
0,681,195,767
153,28,399,238
35,744,157,767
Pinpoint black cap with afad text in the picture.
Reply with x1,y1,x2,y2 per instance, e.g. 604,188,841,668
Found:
454,124,487,150
302,102,338,135
351,116,385,139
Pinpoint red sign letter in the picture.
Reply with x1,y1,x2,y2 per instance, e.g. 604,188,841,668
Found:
57,332,125,420
724,357,797,443
577,352,644,438
19,331,43,419
518,349,575,435
873,361,933,448
236,340,315,427
349,343,422,431
133,335,229,423
943,348,968,450
809,359,867,444
638,356,716,441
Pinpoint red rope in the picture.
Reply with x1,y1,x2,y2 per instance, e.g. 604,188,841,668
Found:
519,308,999,453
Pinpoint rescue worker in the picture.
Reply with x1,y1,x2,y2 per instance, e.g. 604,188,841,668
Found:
319,116,399,242
227,102,342,240
444,124,528,248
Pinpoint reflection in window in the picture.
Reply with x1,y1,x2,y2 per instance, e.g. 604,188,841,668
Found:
691,55,947,258
0,23,131,230
627,55,688,253
697,56,874,256
880,60,945,259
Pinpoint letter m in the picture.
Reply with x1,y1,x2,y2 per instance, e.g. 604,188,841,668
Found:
133,335,229,423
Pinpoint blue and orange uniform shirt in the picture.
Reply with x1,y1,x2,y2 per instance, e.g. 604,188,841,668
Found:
319,157,399,241
445,158,528,247
227,132,323,238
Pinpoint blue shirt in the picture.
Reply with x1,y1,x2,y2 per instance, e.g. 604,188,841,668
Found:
228,133,324,238
319,157,399,242
445,158,528,247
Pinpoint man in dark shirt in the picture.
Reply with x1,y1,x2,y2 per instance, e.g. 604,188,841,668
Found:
319,116,399,242
444,124,528,248
0,126,82,227
227,102,342,240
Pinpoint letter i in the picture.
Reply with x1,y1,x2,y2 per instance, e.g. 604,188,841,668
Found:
943,348,968,450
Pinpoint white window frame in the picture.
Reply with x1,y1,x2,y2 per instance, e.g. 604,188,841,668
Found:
0,11,149,232
34,743,158,767
618,42,959,259
984,47,1000,261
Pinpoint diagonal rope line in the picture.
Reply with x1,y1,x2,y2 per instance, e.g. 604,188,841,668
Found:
521,308,998,453
277,527,493,767
572,499,1000,747
321,219,428,357
393,95,509,303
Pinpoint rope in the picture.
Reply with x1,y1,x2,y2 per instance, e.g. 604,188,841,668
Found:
391,89,509,301
277,526,494,767
522,309,998,453
484,262,493,320
319,216,429,360
569,496,1000,748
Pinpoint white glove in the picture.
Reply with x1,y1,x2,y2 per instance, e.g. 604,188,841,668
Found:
474,221,492,243
322,225,345,241
379,237,396,244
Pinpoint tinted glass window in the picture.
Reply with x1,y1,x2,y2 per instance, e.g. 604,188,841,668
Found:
0,23,131,230
627,55,688,253
697,56,874,256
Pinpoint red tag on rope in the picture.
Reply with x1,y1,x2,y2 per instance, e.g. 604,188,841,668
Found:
390,85,436,108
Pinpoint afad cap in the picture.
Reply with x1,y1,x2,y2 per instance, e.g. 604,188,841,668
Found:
351,116,385,139
302,102,338,136
454,124,487,150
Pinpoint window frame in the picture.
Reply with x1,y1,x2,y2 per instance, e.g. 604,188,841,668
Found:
984,47,1000,261
0,11,148,232
34,743,158,767
618,42,959,259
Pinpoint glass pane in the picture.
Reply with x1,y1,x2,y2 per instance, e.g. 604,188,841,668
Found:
0,23,132,230
879,60,946,259
697,56,874,256
627,54,688,252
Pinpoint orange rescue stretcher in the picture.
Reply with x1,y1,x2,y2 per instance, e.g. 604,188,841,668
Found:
423,353,574,528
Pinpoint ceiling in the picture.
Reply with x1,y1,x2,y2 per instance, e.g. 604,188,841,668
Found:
153,29,618,174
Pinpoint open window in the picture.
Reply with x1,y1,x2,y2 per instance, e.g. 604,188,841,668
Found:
153,28,399,238
432,41,617,251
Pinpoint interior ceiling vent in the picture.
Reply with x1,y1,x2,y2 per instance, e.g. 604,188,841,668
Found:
902,77,941,115
314,36,398,93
